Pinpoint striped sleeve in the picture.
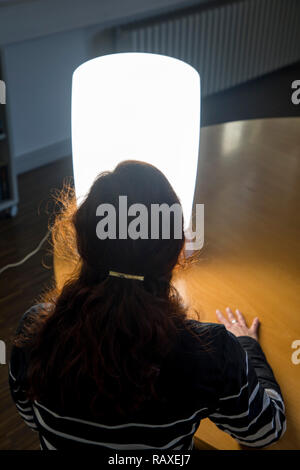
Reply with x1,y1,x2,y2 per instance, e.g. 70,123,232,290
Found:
8,305,45,432
208,330,286,448
8,350,38,432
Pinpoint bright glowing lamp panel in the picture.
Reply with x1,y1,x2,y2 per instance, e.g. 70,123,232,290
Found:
71,52,201,229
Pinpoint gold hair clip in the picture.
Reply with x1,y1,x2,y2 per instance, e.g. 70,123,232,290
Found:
108,270,144,281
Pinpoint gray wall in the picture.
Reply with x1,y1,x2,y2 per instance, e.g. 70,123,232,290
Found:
3,29,87,161
0,0,206,173
0,0,207,45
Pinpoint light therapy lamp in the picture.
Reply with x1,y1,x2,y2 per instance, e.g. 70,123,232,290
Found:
71,52,201,230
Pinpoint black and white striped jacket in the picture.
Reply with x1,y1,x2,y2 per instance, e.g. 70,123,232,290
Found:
9,304,286,450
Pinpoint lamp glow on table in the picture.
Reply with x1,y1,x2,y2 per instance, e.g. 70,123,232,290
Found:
71,52,201,231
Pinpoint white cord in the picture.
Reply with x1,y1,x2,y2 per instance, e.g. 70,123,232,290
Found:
0,229,51,275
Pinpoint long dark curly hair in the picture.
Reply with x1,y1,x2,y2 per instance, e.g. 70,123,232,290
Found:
13,160,202,418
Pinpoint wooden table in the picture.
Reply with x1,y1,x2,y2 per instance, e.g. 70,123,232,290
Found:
55,117,300,450
174,117,300,450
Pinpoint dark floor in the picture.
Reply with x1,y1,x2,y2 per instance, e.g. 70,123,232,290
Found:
0,157,74,449
0,61,300,449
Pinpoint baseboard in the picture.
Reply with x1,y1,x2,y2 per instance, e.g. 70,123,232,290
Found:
15,138,71,175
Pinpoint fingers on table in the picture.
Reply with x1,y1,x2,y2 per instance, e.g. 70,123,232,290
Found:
236,309,247,326
216,307,243,327
250,317,260,332
216,307,259,334
216,309,231,328
225,307,236,323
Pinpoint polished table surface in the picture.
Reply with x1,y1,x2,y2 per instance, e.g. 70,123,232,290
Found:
55,117,300,450
173,117,300,450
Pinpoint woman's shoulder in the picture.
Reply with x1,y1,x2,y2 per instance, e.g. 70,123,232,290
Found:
168,318,230,362
10,303,54,383
183,318,228,344
159,319,231,401
184,318,226,332
15,303,53,336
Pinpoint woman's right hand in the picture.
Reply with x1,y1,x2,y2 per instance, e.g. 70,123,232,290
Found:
216,307,260,341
